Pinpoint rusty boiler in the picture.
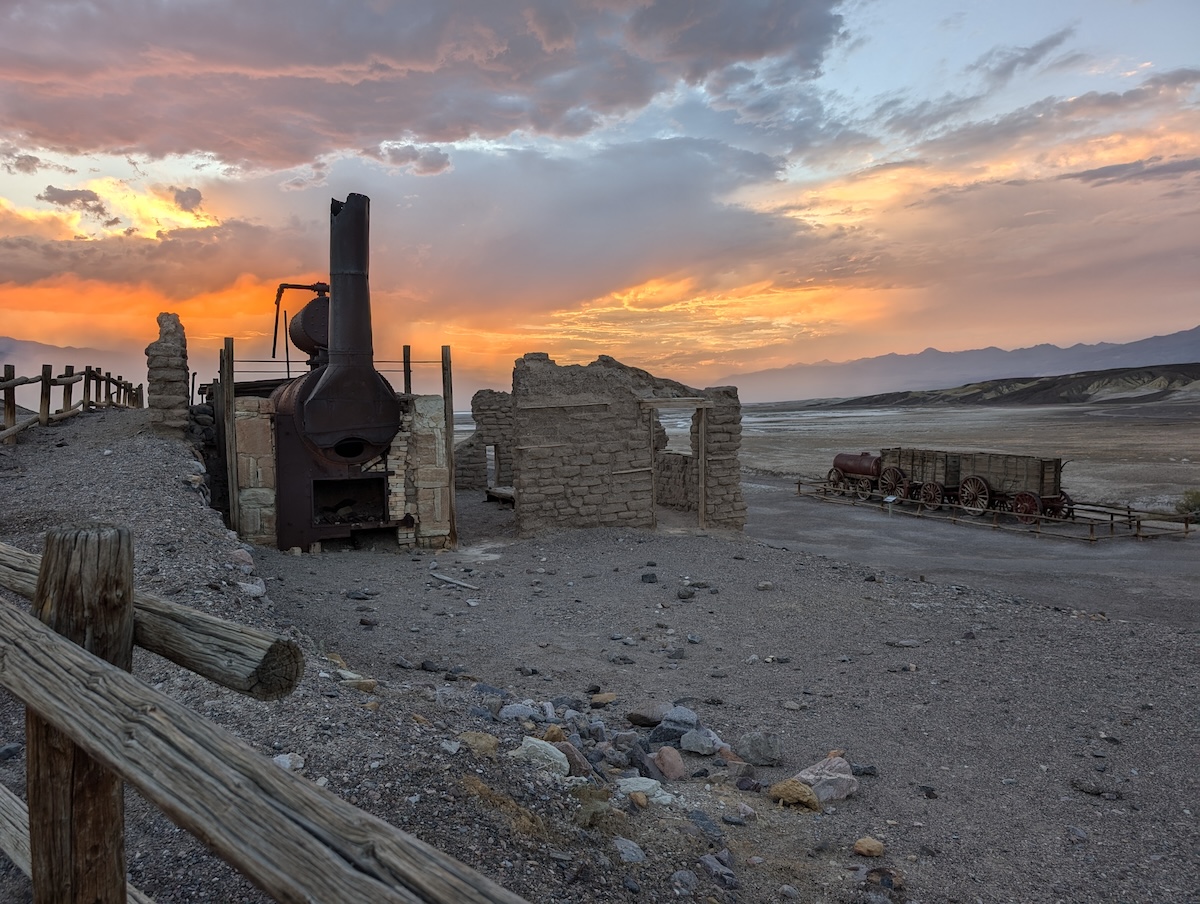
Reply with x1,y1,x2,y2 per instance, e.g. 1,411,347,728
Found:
271,193,402,549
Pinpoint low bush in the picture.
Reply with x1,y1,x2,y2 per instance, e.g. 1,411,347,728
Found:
1175,488,1200,516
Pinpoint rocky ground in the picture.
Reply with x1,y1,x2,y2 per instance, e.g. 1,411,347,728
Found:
0,407,1196,904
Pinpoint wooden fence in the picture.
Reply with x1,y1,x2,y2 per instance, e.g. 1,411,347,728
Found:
0,527,527,904
1,363,143,444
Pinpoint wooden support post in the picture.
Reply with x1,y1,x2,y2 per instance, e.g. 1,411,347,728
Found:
60,365,74,414
104,371,113,407
697,406,707,529
2,364,14,443
403,344,412,394
27,525,134,904
38,365,52,426
221,338,241,533
441,345,457,547
82,367,93,411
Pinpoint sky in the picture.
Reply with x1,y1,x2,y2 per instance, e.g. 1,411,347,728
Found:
0,0,1197,401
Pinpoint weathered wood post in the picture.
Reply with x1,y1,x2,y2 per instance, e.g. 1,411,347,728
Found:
26,525,134,903
2,364,14,443
403,344,412,394
38,365,52,426
61,365,75,414
441,345,457,547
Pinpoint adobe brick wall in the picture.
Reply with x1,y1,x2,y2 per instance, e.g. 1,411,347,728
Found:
455,389,514,490
510,353,745,538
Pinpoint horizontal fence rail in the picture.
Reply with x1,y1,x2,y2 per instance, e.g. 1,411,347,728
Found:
1,363,143,443
0,526,527,904
0,542,303,700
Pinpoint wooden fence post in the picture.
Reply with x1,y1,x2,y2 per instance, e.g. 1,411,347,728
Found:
26,525,134,904
221,338,241,533
441,345,457,547
61,366,75,414
2,364,14,443
104,371,113,407
403,344,412,394
82,367,93,411
38,365,52,426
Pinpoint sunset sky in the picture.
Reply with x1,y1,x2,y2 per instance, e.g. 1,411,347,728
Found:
1,0,1198,400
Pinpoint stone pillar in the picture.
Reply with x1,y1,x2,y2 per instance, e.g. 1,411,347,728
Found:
145,312,190,436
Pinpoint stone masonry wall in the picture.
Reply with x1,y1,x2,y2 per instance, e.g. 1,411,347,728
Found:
388,394,453,548
700,387,747,529
511,354,746,537
232,391,452,549
144,312,190,436
655,451,695,510
234,396,276,546
455,389,514,490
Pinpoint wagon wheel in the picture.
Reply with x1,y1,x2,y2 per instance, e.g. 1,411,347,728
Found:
854,477,874,500
827,467,847,496
1013,491,1041,524
958,475,991,516
893,479,911,502
918,482,945,512
1043,491,1075,521
879,467,904,498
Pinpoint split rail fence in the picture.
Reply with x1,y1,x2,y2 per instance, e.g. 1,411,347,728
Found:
0,527,527,904
1,363,142,444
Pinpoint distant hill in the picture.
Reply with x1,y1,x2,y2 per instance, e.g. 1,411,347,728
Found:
723,325,1200,403
0,336,146,408
813,363,1200,408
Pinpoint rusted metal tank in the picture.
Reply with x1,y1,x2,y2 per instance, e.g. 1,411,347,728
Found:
270,193,402,550
832,451,882,478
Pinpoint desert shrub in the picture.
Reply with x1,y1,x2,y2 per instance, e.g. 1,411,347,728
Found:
1176,489,1200,517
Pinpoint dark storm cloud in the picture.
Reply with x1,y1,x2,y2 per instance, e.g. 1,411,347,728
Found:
359,137,808,315
171,186,203,212
1059,156,1200,185
0,0,845,170
35,185,111,219
0,219,319,297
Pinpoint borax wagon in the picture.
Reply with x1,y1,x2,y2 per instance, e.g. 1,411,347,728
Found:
827,448,1074,523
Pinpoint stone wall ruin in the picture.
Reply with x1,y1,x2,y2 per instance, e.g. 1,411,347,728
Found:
456,353,745,537
145,312,190,436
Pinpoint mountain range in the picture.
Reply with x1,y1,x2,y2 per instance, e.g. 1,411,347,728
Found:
721,325,1200,403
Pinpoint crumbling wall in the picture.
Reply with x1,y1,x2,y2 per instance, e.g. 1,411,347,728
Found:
234,396,276,546
455,389,514,490
387,395,453,548
145,312,190,436
655,451,694,509
510,353,746,537
231,391,452,549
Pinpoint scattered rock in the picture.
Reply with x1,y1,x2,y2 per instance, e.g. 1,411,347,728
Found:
613,837,646,863
735,730,783,766
767,779,821,811
793,755,860,803
853,837,885,857
653,745,688,781
507,737,570,775
627,701,671,726
698,852,738,888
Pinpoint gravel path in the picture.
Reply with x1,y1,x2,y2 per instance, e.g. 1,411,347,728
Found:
0,408,1196,903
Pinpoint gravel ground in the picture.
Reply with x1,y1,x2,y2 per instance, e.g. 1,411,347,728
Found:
0,407,1197,904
